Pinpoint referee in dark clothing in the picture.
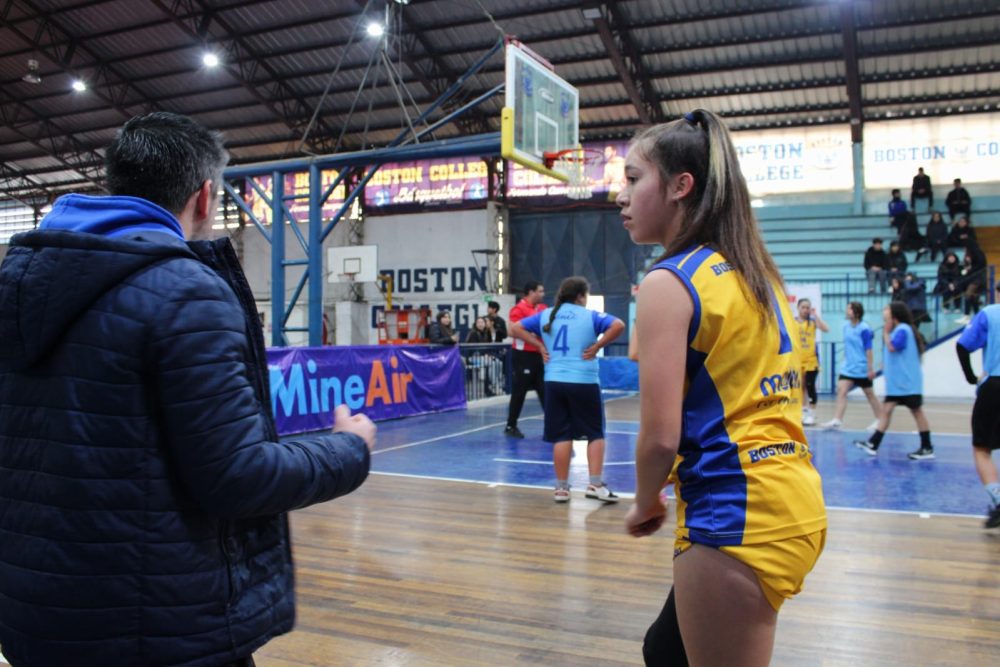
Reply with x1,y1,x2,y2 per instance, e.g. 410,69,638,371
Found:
505,281,547,438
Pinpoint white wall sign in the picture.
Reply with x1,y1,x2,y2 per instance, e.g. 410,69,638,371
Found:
732,126,853,196
863,114,1000,190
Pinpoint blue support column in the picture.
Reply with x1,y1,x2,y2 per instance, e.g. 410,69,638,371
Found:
270,172,286,347
852,141,864,216
308,164,323,346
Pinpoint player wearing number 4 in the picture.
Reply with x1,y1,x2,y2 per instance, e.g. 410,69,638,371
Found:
509,277,624,503
618,109,826,667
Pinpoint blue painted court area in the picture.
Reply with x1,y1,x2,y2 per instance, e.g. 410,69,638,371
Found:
370,394,986,517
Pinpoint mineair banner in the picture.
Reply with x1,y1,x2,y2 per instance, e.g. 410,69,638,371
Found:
267,345,466,435
244,170,347,224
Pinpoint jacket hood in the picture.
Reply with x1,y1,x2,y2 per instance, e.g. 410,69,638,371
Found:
0,226,196,372
39,193,185,240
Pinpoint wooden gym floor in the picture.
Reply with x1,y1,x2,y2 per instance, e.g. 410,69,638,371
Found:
249,394,1000,666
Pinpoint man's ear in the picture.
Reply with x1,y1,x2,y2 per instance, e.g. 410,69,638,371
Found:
195,180,215,222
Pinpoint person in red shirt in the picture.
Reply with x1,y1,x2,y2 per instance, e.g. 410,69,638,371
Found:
505,280,547,438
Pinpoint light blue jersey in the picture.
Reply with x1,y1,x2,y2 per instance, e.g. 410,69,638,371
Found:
958,304,1000,377
885,323,922,396
520,303,618,384
842,320,874,377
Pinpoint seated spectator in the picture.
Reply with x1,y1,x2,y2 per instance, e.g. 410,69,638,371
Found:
888,189,909,233
864,237,888,294
920,211,949,262
485,300,507,342
886,241,908,282
428,310,458,345
933,252,962,313
911,167,932,210
901,272,930,328
465,316,491,343
945,178,972,221
897,213,925,253
956,244,988,324
890,276,904,303
947,216,976,249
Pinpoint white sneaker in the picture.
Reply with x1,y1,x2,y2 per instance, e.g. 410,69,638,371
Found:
955,315,971,325
820,418,842,431
866,420,880,434
802,413,816,426
585,484,619,503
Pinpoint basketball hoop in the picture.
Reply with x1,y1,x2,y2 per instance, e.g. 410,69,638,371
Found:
543,147,601,200
337,272,358,284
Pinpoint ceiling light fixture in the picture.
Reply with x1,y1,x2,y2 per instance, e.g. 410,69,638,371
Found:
366,22,384,38
202,52,220,68
22,59,42,85
71,79,87,92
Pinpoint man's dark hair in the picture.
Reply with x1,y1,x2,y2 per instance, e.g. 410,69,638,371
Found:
872,237,883,244
891,189,900,196
524,280,542,295
487,301,500,312
105,112,228,214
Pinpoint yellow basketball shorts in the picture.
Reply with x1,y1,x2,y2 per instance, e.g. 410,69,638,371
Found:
674,529,826,611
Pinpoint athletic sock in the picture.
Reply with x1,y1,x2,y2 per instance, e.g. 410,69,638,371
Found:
556,479,570,490
869,430,885,447
919,431,932,449
589,475,602,487
986,483,1000,509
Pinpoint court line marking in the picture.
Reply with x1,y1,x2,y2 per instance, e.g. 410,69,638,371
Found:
372,471,986,519
494,457,635,466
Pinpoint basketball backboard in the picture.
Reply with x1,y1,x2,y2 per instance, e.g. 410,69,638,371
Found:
327,245,378,283
501,40,580,183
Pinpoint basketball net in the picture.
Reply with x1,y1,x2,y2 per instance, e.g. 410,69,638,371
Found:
548,148,598,200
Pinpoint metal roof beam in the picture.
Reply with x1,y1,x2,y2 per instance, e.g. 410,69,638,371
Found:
0,0,160,120
587,4,659,124
840,1,864,143
0,88,107,191
149,0,343,154
0,160,55,205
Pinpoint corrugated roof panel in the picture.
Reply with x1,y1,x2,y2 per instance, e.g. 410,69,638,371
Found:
39,0,164,35
863,45,1000,78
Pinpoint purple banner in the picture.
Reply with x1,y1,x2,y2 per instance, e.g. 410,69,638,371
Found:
364,157,489,207
244,170,347,224
266,345,466,435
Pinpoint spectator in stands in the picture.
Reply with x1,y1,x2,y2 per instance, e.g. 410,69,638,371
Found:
886,240,908,283
890,276,904,303
888,189,909,234
934,252,963,313
945,178,972,221
864,237,888,294
485,300,507,342
957,244,988,325
428,310,459,345
911,167,932,210
897,213,925,253
901,272,930,330
465,316,491,343
947,216,977,249
921,210,949,262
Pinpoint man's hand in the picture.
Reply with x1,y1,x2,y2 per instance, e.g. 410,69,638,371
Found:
333,404,376,452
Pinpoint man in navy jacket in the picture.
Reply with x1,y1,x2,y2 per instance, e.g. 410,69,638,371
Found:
0,113,375,667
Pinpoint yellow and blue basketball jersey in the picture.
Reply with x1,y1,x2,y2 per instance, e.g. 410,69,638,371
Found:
796,318,819,372
648,245,827,547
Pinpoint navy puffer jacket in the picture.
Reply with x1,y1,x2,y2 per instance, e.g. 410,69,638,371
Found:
0,205,369,667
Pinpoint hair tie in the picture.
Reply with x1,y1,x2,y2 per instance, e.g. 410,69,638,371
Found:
684,111,699,125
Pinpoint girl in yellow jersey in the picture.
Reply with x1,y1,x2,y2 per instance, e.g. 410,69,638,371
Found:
796,298,830,425
617,109,827,667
